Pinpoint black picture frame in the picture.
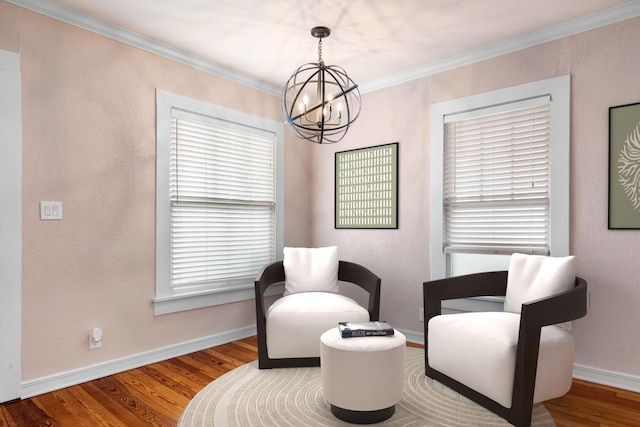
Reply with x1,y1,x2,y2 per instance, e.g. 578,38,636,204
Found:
335,143,398,229
608,102,640,229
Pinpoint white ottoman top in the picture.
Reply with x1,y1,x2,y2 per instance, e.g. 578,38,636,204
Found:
321,327,406,352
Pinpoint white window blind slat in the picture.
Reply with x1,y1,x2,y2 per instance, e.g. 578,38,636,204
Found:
443,102,551,256
169,116,276,290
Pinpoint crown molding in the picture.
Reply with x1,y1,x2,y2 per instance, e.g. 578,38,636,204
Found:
6,0,283,97
7,0,640,96
359,0,640,93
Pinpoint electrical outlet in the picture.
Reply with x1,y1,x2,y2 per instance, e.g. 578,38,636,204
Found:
89,328,103,350
419,307,424,322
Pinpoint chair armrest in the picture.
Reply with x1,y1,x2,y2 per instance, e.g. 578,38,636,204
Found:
338,260,381,320
520,276,588,329
255,261,285,297
254,261,285,320
423,271,508,319
512,277,588,418
254,261,285,367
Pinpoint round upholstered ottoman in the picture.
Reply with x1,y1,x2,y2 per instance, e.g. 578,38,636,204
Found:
320,327,406,424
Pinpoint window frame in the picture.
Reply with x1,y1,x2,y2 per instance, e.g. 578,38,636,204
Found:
429,75,570,311
154,89,284,315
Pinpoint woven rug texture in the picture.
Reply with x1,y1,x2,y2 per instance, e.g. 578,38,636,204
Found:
179,346,556,426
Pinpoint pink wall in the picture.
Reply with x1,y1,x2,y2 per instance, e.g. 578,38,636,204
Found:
0,2,310,380
309,80,432,334
2,0,639,383
311,17,640,377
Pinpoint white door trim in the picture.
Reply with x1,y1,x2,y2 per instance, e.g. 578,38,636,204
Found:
0,49,22,403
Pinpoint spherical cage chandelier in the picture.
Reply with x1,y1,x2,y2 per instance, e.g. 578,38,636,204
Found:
282,26,361,144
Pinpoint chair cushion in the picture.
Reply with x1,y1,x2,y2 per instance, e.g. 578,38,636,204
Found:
504,253,576,314
428,312,575,408
266,292,369,358
282,246,339,296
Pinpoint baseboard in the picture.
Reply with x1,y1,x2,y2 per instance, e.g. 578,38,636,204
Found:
20,325,256,399
398,328,424,346
573,363,640,393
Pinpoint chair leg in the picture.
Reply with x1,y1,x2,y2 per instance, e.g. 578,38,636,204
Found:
509,412,533,427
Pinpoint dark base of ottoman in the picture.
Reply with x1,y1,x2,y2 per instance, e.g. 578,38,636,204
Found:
330,404,395,424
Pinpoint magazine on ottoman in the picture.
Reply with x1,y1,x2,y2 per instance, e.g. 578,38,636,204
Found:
338,321,395,338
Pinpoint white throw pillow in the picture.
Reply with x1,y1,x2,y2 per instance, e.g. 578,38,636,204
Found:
504,253,576,314
282,246,339,296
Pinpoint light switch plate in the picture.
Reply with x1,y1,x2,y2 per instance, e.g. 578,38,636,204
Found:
40,201,63,220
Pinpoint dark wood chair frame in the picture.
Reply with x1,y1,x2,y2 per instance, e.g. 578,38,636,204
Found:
254,260,381,369
423,271,587,427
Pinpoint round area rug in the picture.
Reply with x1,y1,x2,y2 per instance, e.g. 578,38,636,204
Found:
179,347,555,426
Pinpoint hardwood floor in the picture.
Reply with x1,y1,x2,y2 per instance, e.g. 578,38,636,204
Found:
0,337,258,427
1,337,638,426
544,379,640,427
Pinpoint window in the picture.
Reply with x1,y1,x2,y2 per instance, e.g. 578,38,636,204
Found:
430,76,570,311
155,90,284,315
444,98,552,256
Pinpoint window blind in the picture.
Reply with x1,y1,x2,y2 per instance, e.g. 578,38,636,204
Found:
443,100,551,255
170,116,276,290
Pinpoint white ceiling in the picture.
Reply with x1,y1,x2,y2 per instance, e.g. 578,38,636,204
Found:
10,0,640,92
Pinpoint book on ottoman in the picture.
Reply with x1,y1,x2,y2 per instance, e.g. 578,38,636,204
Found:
338,321,395,338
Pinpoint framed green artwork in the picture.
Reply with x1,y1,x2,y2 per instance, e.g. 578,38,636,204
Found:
335,142,398,229
609,102,640,229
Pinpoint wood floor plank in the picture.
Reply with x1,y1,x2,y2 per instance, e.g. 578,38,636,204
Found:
544,379,640,427
231,336,259,353
118,368,190,420
92,374,174,427
48,386,124,427
208,339,258,364
138,364,203,400
78,380,152,427
29,391,85,427
0,405,19,427
2,336,638,426
196,347,247,370
173,353,230,383
2,398,58,427
163,357,219,386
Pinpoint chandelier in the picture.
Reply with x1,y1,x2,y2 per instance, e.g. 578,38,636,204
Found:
282,26,361,144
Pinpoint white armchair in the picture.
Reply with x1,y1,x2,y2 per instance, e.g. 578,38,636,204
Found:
423,253,588,427
255,247,381,369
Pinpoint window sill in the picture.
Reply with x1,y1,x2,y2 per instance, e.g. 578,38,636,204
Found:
153,283,284,315
442,296,505,313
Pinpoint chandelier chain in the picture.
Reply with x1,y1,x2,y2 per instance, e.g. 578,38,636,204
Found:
318,38,323,62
